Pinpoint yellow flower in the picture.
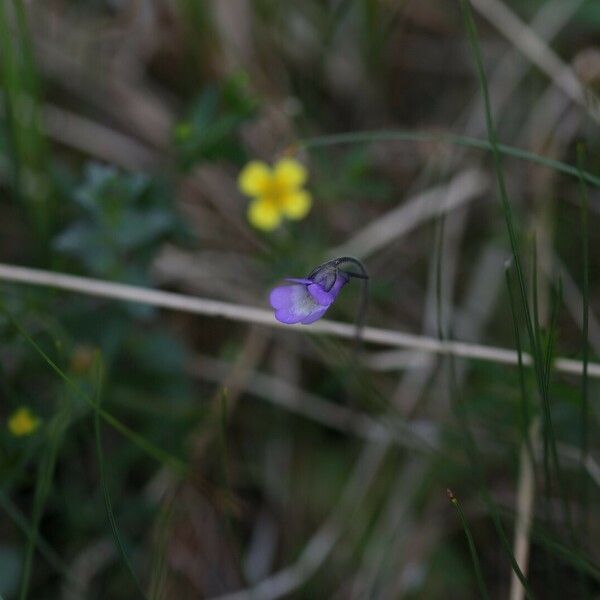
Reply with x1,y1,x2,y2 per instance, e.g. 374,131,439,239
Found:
238,158,312,231
8,407,40,437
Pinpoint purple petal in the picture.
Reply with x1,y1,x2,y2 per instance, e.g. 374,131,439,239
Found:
270,285,298,310
330,272,349,297
308,283,334,306
275,308,304,324
270,284,321,324
269,271,350,326
301,306,329,324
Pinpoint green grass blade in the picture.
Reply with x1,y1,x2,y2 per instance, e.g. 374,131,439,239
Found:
434,210,446,341
0,303,187,476
0,490,70,578
498,504,600,583
297,130,600,188
433,166,534,597
93,360,147,599
452,381,535,598
458,0,544,388
504,264,535,465
447,489,490,600
0,0,51,243
0,0,24,201
543,280,575,537
530,242,551,502
576,144,590,542
529,525,600,584
18,395,71,600
148,496,176,600
455,0,588,577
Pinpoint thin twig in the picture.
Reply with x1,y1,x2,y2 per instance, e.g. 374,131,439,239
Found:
1,262,600,378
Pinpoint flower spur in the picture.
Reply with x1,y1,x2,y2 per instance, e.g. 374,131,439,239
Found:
269,257,369,326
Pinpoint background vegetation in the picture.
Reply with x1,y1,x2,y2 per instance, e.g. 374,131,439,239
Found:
0,0,599,598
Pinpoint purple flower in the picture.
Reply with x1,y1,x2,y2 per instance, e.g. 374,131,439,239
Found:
269,257,368,325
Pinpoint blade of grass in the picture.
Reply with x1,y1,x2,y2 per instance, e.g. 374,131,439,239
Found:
542,280,577,544
447,489,490,600
447,361,535,598
531,240,543,375
0,490,71,578
0,431,43,491
0,0,51,243
0,302,187,475
456,2,590,585
434,210,446,341
0,0,23,202
433,169,534,598
505,262,542,594
531,242,552,513
458,0,544,391
530,530,600,584
148,494,176,600
19,393,72,600
0,484,82,596
505,263,534,464
509,419,539,600
576,144,590,544
92,359,147,599
498,504,600,584
540,281,588,595
296,130,600,188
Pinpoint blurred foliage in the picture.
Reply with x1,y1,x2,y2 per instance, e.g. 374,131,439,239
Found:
0,0,598,598
53,164,184,284
174,73,259,170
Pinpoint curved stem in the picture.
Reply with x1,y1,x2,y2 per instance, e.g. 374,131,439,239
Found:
307,257,370,345
337,257,369,347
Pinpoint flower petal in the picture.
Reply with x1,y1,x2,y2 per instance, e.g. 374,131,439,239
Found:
8,407,40,436
269,284,321,324
248,199,282,231
301,306,329,324
274,158,307,190
269,285,297,309
329,271,349,298
238,161,272,196
282,191,312,220
308,283,334,306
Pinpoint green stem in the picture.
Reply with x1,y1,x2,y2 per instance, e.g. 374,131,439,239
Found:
448,489,491,600
295,130,600,188
576,144,590,545
93,360,147,598
0,303,187,476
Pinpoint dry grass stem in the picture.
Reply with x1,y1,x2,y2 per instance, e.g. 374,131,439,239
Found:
208,442,388,600
191,355,435,452
1,262,599,378
470,0,600,122
510,420,540,600
331,168,488,259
